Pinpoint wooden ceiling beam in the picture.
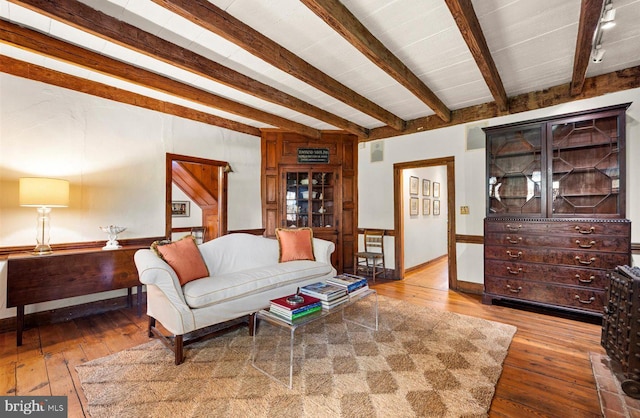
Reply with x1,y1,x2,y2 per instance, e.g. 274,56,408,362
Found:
0,55,262,137
0,19,321,138
301,0,452,123
367,65,640,140
570,0,604,95
9,0,367,138
445,0,508,112
153,0,404,132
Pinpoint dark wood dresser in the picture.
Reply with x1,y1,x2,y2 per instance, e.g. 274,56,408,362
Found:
482,103,632,317
484,218,631,316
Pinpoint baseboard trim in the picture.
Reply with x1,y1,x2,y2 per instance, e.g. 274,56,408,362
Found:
0,294,146,335
456,281,483,295
405,254,447,274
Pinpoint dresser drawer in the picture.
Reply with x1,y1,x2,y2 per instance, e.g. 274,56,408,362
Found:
485,220,549,234
484,277,605,313
484,232,629,252
485,245,629,268
485,219,630,237
554,221,630,237
485,259,609,288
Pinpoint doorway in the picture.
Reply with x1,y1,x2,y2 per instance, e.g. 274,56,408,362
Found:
393,157,457,290
165,153,230,242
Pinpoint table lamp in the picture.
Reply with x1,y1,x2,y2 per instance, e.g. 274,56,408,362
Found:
19,177,70,255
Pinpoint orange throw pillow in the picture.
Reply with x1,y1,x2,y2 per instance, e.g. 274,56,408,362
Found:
151,235,209,285
276,228,315,262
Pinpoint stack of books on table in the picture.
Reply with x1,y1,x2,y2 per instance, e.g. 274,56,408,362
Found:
269,294,322,323
300,282,349,310
327,274,370,298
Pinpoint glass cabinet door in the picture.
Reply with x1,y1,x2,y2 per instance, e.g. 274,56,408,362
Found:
549,114,621,216
284,170,334,228
487,125,543,216
285,172,309,227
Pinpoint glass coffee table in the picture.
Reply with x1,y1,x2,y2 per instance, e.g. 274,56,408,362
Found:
251,289,378,389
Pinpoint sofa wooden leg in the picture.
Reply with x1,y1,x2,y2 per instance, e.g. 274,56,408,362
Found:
148,316,156,338
174,335,184,365
248,313,256,336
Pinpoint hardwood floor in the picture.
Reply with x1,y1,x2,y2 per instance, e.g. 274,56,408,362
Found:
0,261,604,417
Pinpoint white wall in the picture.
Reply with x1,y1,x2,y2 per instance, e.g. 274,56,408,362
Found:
0,74,263,319
403,166,447,269
359,88,640,283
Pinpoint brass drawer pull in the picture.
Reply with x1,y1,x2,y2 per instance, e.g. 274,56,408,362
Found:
506,285,522,293
506,250,523,259
575,256,596,265
506,236,522,244
506,224,522,232
575,240,596,248
574,295,595,304
507,267,523,275
575,226,596,235
575,274,595,284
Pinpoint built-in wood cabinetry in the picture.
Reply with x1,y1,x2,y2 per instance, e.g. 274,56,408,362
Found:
483,104,632,316
261,131,358,273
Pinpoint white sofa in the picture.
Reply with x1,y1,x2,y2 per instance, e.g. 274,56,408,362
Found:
134,233,336,364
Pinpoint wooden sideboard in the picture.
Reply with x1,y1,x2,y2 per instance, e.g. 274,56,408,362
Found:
7,246,144,345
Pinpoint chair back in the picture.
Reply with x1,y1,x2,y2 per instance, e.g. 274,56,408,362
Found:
364,229,384,254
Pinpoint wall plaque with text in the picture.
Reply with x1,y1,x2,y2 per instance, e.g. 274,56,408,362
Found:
297,148,329,163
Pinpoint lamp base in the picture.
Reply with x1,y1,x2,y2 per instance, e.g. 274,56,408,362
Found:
32,244,52,255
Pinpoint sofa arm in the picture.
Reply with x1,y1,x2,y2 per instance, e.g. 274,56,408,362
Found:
134,249,191,313
312,237,335,265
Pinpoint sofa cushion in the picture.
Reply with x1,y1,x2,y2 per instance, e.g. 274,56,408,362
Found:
182,260,331,308
151,235,209,286
276,227,315,262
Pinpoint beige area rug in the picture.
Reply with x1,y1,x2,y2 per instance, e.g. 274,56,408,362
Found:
76,295,516,417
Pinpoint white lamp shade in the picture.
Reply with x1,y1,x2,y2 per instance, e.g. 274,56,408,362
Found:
19,177,70,207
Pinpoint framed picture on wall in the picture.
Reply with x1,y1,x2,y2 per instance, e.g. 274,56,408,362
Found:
410,197,419,216
423,198,430,215
422,179,430,196
433,200,440,216
171,201,190,217
410,176,419,195
433,182,440,198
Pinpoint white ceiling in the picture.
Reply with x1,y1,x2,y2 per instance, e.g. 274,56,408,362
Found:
1,0,639,136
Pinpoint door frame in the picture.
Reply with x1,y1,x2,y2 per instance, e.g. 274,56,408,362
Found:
166,153,229,241
393,156,457,289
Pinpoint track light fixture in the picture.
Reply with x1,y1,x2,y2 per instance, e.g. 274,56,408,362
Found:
591,0,616,64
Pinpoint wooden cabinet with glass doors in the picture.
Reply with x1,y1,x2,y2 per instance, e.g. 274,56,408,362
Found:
486,103,628,218
483,103,631,317
261,130,358,274
284,170,335,229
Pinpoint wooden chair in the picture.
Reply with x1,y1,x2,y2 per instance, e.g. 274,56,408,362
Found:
353,229,386,282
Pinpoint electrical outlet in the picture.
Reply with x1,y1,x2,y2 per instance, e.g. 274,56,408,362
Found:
460,206,470,215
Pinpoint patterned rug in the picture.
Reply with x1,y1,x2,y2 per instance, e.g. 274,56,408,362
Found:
76,295,516,417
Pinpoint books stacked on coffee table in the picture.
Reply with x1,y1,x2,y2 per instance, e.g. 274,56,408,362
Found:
269,293,322,323
326,274,369,298
300,282,349,310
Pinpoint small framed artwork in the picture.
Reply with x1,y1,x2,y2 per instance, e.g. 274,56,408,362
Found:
410,176,419,195
171,201,190,217
433,182,440,198
410,197,419,216
423,198,430,215
422,179,431,196
433,200,441,216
